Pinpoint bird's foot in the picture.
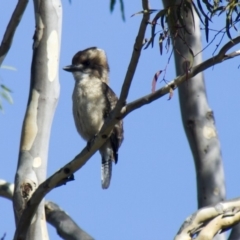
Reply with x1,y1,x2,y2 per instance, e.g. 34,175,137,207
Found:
55,174,75,188
87,134,97,151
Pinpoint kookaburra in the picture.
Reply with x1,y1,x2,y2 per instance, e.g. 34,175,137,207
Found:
63,47,124,189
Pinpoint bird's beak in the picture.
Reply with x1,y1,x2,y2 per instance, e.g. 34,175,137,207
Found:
63,65,75,72
63,64,84,72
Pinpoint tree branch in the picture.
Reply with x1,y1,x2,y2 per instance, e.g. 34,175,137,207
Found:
45,201,94,240
14,1,150,238
14,9,240,240
0,180,94,240
0,180,14,200
115,0,150,114
175,198,240,240
121,36,240,118
0,0,29,66
13,0,62,239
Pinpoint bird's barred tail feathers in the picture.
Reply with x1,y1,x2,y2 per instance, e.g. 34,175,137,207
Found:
101,157,112,189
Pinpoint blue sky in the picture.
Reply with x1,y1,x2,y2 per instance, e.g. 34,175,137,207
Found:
0,1,240,239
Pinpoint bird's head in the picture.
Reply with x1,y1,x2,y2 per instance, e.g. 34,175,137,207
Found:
63,47,109,83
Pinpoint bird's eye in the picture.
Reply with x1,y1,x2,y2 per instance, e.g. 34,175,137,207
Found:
84,60,90,66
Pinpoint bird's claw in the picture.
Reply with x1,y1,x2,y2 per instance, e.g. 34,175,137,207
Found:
55,174,75,188
87,134,97,151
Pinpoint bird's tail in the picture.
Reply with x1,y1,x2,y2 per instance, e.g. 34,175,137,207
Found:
101,157,112,189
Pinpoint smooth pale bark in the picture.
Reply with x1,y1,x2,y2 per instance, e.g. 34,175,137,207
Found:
12,8,240,239
162,1,226,239
0,180,94,240
174,198,240,240
162,0,225,207
13,1,150,238
7,1,240,239
13,0,62,239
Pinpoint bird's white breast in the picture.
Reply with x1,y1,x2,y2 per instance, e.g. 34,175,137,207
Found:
72,73,106,141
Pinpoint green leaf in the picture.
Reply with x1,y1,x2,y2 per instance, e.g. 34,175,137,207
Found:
210,6,224,17
159,33,164,55
226,7,234,39
205,17,209,42
150,10,167,47
0,65,17,71
1,90,13,104
197,0,211,21
0,103,3,112
144,33,157,50
151,22,157,47
110,0,116,12
152,9,167,25
160,13,165,30
1,84,12,93
119,0,125,21
213,0,219,10
235,11,240,22
192,1,204,24
131,9,158,17
202,0,213,13
110,0,125,21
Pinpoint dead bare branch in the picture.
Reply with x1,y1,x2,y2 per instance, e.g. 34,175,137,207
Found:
175,198,240,240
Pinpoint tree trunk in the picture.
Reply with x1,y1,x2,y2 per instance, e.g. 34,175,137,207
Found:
162,1,226,239
13,0,62,239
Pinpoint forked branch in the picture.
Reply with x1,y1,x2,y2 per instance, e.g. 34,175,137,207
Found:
0,180,94,240
14,7,240,240
175,198,240,240
121,35,240,117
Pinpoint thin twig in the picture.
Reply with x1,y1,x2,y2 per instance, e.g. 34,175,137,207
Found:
195,19,239,57
0,0,29,66
14,1,150,238
175,198,240,240
114,0,150,114
121,36,240,118
14,33,240,240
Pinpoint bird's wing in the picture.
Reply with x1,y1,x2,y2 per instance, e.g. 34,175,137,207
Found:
102,82,124,163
